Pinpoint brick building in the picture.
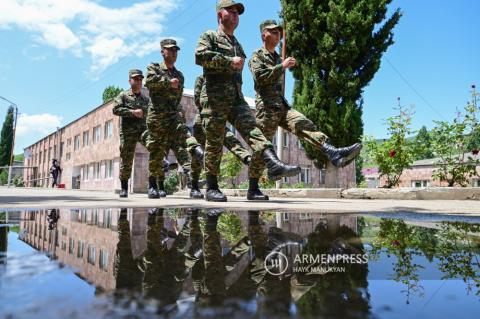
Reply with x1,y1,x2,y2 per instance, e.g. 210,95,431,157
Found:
23,92,355,192
366,154,480,188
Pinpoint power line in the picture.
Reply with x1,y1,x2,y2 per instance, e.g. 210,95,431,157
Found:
385,57,447,121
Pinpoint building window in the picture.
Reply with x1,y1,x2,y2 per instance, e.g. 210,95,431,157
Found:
105,160,113,178
283,132,289,148
473,179,480,187
282,212,289,221
320,169,326,185
77,241,84,258
93,126,101,143
94,162,101,179
66,152,71,161
299,167,311,184
297,139,303,149
83,130,89,147
74,135,80,151
61,241,67,251
91,209,99,225
299,212,311,220
412,180,429,188
60,142,64,158
87,245,96,265
103,209,112,228
99,250,109,271
104,120,113,139
61,226,67,236
43,151,47,163
39,151,42,164
283,176,289,183
69,238,75,255
67,138,71,146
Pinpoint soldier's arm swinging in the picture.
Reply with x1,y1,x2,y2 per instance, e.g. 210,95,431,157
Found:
145,64,171,90
195,31,234,70
112,92,135,117
249,52,283,86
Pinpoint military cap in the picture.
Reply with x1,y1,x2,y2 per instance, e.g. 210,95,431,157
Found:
260,19,283,33
160,38,180,50
216,0,244,15
129,69,143,78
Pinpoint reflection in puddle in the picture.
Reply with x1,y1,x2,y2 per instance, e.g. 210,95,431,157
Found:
1,209,479,318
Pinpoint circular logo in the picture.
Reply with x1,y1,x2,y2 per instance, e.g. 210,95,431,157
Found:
264,250,289,276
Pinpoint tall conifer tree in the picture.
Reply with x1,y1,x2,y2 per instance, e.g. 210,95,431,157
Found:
0,106,14,166
281,0,401,178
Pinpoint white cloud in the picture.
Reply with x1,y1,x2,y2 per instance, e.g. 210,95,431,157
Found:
16,113,63,136
0,0,178,75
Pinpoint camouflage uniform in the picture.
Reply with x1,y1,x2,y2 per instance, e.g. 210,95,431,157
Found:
191,75,251,182
145,57,199,183
112,86,151,181
248,20,329,179
195,29,273,178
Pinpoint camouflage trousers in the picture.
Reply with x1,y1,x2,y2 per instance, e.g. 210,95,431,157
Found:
191,113,250,182
249,105,328,179
119,129,147,181
146,113,200,181
201,97,272,177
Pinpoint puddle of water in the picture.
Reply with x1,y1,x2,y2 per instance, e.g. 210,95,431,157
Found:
1,208,479,318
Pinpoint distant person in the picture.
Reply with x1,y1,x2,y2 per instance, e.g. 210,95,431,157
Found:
49,159,62,188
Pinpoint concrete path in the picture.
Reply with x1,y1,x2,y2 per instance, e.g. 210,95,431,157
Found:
1,187,479,215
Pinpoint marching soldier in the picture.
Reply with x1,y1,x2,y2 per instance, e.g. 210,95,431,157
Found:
146,39,204,198
112,70,176,198
248,20,362,198
190,75,252,199
195,0,301,202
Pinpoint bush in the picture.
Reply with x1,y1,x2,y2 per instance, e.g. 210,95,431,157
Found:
365,101,415,188
164,172,179,195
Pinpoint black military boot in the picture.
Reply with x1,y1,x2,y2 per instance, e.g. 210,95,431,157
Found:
162,159,179,172
157,180,167,197
247,178,269,201
243,155,252,165
148,176,160,199
190,145,204,163
320,142,362,167
205,174,227,202
119,180,128,198
190,179,204,199
262,148,301,181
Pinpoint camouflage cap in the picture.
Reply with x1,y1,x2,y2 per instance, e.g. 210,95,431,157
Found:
260,19,283,33
129,69,143,78
160,38,180,50
216,0,244,15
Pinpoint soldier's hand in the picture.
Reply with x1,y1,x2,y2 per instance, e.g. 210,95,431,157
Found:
132,109,144,118
232,57,244,70
171,78,180,89
282,57,296,70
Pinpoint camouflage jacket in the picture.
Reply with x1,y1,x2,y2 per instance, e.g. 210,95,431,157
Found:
195,29,246,103
194,75,204,109
145,62,184,114
112,89,150,133
249,47,289,109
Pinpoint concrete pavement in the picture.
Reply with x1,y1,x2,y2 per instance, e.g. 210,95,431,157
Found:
1,187,479,215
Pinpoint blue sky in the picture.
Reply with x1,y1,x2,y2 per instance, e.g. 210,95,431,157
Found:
0,0,479,154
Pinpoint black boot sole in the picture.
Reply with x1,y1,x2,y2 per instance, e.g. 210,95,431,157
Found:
205,196,227,202
247,194,270,201
267,166,301,181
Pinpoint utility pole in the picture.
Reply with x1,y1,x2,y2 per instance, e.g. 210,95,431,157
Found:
0,96,19,187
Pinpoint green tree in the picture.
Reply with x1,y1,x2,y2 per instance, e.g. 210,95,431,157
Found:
0,106,14,166
365,101,415,188
102,85,123,103
431,86,480,187
281,0,401,186
219,152,242,189
412,126,434,160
